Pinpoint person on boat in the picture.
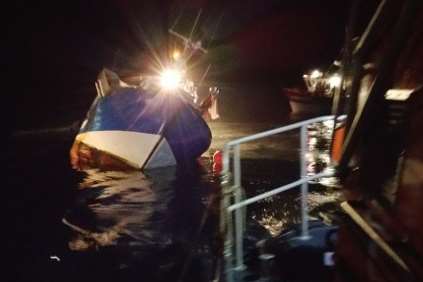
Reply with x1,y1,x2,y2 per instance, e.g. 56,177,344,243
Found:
199,86,220,120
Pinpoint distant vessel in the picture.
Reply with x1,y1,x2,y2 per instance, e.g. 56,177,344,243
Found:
285,69,341,116
284,88,332,116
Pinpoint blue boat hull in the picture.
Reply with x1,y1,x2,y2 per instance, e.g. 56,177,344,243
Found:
73,86,211,169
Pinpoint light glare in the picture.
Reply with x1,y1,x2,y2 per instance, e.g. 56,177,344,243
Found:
310,70,323,79
328,74,341,88
172,50,181,60
159,69,182,90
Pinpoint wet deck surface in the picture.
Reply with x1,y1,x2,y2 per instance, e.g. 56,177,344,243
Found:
7,117,339,282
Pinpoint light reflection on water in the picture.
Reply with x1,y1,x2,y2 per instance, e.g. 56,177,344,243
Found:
62,162,221,281
306,119,340,187
245,120,341,236
64,168,176,251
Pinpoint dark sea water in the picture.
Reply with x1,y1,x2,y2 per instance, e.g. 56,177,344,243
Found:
7,130,220,282
7,115,338,282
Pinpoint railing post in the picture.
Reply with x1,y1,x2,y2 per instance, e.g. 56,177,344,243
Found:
234,144,241,189
221,166,234,282
300,125,310,239
233,144,246,270
220,145,231,239
225,209,235,282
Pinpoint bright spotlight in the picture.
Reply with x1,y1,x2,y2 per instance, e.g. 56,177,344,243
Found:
159,68,182,90
328,74,342,89
172,50,181,60
310,70,323,79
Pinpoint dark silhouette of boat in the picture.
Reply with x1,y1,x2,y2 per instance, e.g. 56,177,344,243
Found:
285,87,332,116
285,68,342,117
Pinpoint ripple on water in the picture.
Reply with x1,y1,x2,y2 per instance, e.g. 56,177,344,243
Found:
63,162,221,266
64,168,176,251
244,120,342,236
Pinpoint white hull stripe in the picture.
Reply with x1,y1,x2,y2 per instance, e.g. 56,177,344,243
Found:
76,130,175,169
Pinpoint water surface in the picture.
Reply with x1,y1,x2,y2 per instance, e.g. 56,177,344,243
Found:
8,118,339,282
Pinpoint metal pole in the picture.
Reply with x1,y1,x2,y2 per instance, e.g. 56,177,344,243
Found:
220,172,231,236
233,145,246,270
222,144,231,177
224,209,235,282
226,115,336,147
221,143,234,282
329,0,359,160
221,170,234,282
234,145,241,188
300,125,310,239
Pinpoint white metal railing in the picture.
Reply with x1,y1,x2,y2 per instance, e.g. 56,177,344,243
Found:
220,115,346,282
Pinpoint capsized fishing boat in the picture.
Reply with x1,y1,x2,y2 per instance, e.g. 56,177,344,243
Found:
70,14,222,171
70,67,219,170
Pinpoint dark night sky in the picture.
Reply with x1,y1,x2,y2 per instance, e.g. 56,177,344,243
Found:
9,0,379,131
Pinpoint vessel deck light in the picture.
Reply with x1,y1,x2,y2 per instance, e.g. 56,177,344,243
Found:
159,68,183,90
